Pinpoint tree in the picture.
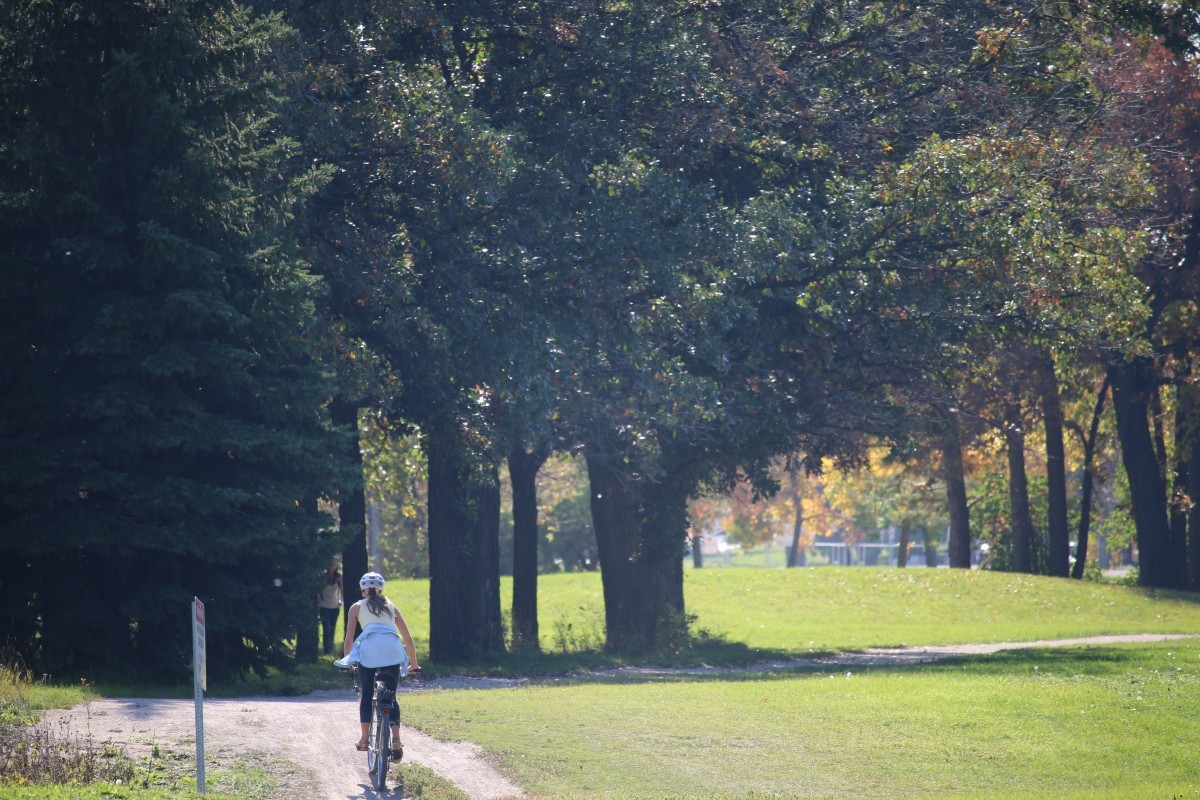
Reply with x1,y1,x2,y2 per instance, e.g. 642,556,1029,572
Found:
1067,374,1111,577
0,0,345,677
253,0,530,661
1082,31,1200,588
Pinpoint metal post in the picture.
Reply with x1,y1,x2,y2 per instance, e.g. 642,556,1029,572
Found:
192,598,206,793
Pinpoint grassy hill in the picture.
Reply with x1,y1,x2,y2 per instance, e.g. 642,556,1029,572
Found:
380,566,1200,660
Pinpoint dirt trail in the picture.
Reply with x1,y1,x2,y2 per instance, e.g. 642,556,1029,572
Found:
40,633,1196,800
42,686,525,800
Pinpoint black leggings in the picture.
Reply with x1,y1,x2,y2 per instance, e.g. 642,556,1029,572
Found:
359,664,400,723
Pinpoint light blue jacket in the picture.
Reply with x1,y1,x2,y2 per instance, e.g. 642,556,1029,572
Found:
335,622,410,673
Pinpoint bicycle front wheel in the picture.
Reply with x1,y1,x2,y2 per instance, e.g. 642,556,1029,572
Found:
370,711,390,790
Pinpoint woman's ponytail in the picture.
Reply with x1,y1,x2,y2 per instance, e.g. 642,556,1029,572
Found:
365,588,387,616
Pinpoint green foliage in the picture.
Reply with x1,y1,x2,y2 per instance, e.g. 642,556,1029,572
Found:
4,0,1198,677
503,454,598,574
0,0,346,679
875,129,1151,353
362,423,429,578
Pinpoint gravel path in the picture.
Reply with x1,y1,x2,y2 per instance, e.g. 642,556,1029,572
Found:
40,633,1196,800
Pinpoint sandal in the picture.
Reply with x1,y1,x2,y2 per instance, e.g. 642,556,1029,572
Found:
355,740,368,752
391,743,403,761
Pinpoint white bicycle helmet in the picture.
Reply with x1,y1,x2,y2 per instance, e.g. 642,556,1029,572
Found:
359,571,385,591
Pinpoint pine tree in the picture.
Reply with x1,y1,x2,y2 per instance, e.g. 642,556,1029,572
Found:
0,0,346,679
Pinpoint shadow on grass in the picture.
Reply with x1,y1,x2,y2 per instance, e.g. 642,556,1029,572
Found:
533,641,1197,687
1120,585,1200,604
427,637,795,678
88,639,791,698
90,638,1198,697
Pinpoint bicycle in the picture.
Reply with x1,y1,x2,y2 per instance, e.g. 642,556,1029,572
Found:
344,664,420,791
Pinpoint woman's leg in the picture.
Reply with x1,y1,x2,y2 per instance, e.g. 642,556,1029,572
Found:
319,608,337,655
377,665,403,755
356,665,376,747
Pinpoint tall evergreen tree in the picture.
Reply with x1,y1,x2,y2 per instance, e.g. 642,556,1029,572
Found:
0,0,346,678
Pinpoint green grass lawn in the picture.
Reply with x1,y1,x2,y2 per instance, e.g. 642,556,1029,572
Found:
401,639,1200,799
384,567,1200,799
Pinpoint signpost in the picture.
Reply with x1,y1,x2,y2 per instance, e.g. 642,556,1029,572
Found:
192,597,206,793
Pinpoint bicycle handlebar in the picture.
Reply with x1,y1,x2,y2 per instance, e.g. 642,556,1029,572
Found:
335,663,422,676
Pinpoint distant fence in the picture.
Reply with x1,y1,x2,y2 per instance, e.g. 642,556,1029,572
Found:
700,541,946,567
809,542,933,567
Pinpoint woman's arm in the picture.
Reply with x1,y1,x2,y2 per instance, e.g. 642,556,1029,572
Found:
342,602,360,658
393,608,420,671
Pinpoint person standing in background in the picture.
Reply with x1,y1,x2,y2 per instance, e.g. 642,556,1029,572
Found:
317,557,342,656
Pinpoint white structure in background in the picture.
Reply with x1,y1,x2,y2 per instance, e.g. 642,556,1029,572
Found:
692,522,960,567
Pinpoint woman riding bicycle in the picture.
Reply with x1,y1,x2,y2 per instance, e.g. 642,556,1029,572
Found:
335,571,420,754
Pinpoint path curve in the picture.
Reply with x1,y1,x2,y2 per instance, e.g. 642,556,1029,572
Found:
39,633,1196,800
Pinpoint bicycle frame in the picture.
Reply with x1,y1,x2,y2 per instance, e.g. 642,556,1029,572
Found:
366,675,398,790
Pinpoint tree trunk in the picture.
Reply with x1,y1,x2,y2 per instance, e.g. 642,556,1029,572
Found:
897,520,911,568
1072,376,1109,579
785,467,806,568
638,470,689,622
1178,378,1200,591
331,400,367,637
293,496,321,662
1184,204,1200,590
1004,402,1033,573
477,468,503,650
1189,421,1200,591
1170,393,1190,588
1108,359,1175,588
585,447,647,651
508,447,547,652
786,494,804,568
1151,379,1169,488
585,445,689,653
942,413,972,569
426,435,505,662
922,527,940,568
1038,354,1070,577
692,535,703,568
